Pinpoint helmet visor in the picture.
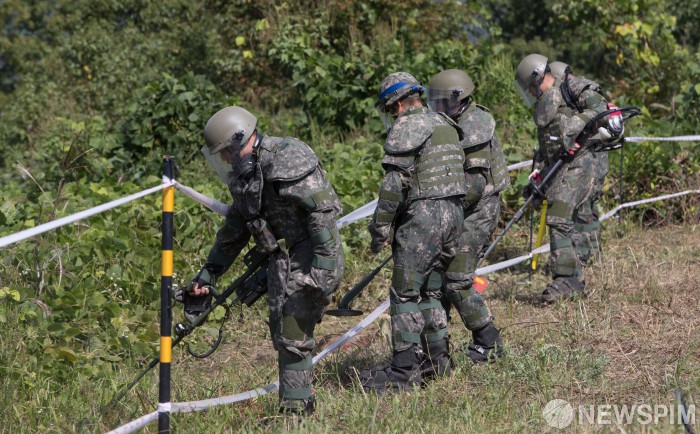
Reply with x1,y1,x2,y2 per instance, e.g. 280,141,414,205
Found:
376,104,397,132
201,144,238,184
514,76,543,107
427,87,466,116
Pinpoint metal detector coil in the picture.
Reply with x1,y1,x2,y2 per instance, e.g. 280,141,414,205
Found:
325,256,392,317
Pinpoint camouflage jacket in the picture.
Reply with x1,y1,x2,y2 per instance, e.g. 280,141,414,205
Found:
455,103,510,206
533,79,601,167
562,76,608,116
203,135,342,276
368,105,466,249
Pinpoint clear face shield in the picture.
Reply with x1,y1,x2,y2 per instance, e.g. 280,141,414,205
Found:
375,101,398,132
201,144,240,184
375,81,424,132
515,73,544,107
427,87,467,117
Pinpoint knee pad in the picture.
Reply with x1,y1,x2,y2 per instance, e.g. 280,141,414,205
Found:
391,266,427,297
446,287,490,331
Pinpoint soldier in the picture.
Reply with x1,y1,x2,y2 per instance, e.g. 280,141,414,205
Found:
361,72,469,391
185,106,344,415
515,54,604,302
549,61,616,262
426,69,509,362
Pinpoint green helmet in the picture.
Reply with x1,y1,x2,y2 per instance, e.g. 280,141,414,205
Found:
515,53,549,106
203,106,257,154
376,72,424,130
427,69,475,118
549,61,571,81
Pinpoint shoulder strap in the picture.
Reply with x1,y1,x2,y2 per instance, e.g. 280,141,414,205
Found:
560,78,581,113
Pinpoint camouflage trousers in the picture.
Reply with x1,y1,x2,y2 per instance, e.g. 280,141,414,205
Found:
442,194,500,331
389,197,467,354
574,151,609,262
544,152,596,278
267,238,344,410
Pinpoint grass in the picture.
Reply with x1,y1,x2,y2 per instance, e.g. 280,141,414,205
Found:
1,222,698,433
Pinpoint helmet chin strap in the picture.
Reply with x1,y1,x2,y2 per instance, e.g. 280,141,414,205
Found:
450,98,472,120
251,131,263,153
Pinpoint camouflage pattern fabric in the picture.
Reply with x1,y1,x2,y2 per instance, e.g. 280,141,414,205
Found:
201,135,344,411
533,84,597,279
389,198,465,352
566,76,610,261
369,106,467,251
458,104,510,206
444,194,500,330
368,105,468,357
440,103,509,331
545,157,596,276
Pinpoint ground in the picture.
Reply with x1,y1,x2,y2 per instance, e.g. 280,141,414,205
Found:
92,222,699,433
5,222,695,433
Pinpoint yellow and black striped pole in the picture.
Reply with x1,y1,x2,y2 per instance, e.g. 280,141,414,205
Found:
159,156,175,433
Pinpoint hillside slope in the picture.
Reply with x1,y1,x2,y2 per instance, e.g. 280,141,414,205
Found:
1,223,698,432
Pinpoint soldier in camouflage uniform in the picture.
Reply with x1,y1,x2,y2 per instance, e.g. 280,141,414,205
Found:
427,69,510,362
361,72,470,392
549,61,618,262
187,106,344,415
515,54,610,302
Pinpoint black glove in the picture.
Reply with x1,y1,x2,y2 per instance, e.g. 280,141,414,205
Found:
559,141,581,162
179,268,217,324
187,268,217,295
522,169,545,200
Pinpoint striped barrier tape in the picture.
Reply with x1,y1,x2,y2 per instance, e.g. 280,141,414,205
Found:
599,189,700,221
0,182,172,249
0,158,536,249
106,411,158,434
108,187,699,434
6,133,700,250
625,135,700,142
0,145,692,432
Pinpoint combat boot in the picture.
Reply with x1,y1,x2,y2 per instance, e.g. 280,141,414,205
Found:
360,347,422,393
538,276,585,304
420,338,453,382
466,322,504,364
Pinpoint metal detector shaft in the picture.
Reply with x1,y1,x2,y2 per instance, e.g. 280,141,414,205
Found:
325,255,391,316
101,333,186,414
181,251,268,333
102,250,269,413
480,159,564,264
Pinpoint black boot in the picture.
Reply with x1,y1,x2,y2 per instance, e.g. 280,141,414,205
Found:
420,338,453,382
538,276,585,304
467,322,503,364
360,347,422,393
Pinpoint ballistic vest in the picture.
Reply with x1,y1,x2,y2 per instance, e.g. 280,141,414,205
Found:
383,108,467,201
457,104,510,196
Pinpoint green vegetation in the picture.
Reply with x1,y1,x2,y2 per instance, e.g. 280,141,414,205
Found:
0,0,698,431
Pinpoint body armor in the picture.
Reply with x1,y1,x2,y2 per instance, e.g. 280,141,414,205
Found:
457,104,510,196
383,110,467,201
